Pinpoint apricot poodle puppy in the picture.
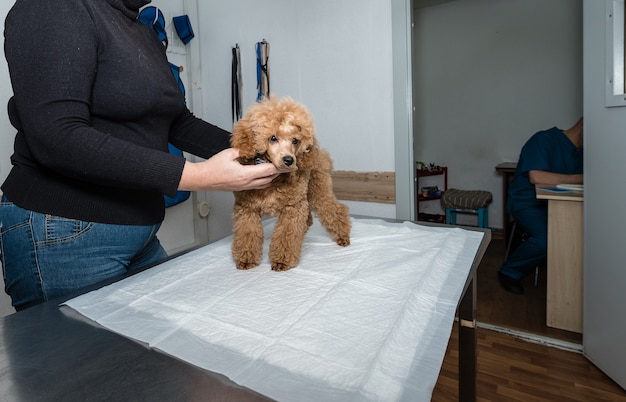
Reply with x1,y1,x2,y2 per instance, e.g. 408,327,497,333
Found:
230,96,351,271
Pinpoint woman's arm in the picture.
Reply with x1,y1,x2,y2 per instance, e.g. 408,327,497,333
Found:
178,148,290,192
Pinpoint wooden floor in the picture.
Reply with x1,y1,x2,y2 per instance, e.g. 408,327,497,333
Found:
432,324,626,401
431,238,626,401
475,238,581,344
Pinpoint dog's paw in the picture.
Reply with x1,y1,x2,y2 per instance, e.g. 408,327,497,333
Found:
336,237,350,247
236,260,259,270
271,261,295,271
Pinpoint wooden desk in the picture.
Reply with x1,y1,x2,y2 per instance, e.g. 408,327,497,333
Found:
495,162,517,239
536,188,583,333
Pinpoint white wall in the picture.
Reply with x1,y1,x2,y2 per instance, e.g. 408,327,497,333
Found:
413,0,583,227
198,0,395,172
155,0,401,248
195,0,398,241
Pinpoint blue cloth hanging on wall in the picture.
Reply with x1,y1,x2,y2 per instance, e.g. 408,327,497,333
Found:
173,15,194,44
138,6,168,47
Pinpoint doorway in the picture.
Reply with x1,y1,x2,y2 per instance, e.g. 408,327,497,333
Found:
410,0,584,343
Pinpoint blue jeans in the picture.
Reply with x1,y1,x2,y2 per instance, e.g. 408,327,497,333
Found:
499,205,548,280
0,196,168,310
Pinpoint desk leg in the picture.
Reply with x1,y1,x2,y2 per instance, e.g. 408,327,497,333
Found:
458,275,477,402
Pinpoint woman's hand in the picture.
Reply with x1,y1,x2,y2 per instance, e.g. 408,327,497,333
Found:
178,148,294,192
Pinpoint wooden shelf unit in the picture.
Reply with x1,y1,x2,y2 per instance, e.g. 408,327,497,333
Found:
416,166,448,223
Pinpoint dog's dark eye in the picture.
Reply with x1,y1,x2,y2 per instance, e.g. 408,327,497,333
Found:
292,138,299,145
270,135,278,143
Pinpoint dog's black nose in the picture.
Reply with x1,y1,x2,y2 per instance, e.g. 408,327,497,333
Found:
283,156,294,166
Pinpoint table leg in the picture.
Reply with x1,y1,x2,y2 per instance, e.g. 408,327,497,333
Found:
458,275,477,402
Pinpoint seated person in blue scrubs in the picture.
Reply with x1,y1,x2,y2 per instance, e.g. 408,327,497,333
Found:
498,117,584,294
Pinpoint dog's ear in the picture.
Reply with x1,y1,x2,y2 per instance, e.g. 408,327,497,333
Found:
297,143,318,170
285,104,314,145
231,117,258,160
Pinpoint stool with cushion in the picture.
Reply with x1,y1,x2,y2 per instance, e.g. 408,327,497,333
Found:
440,188,493,228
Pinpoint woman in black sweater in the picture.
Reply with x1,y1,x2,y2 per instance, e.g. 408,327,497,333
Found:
0,0,285,310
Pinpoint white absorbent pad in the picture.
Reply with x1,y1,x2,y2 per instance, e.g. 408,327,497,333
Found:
64,218,484,401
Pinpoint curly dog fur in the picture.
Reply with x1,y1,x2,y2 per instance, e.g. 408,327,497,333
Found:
230,96,351,271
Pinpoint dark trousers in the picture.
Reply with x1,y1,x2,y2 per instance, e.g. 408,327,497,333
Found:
499,206,548,280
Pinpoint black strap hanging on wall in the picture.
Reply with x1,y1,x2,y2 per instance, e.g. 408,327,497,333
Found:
256,39,270,102
232,44,242,122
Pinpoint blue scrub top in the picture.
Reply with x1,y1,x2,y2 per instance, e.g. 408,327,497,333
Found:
508,127,584,214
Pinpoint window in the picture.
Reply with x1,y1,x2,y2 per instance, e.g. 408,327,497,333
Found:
606,0,626,107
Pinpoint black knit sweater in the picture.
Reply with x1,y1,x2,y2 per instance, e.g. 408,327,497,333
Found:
2,0,231,225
